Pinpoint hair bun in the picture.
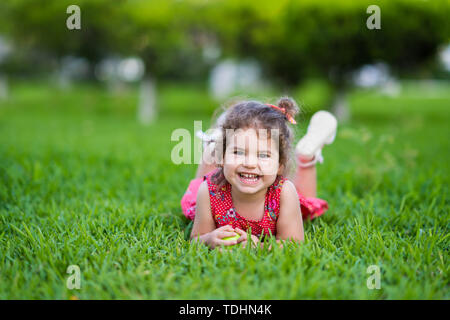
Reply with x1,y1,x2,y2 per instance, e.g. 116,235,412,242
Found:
277,97,299,120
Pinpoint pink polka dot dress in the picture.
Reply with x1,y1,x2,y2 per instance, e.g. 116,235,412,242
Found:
181,168,328,237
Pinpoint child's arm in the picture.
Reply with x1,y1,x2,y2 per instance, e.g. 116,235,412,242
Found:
275,180,305,244
190,180,239,249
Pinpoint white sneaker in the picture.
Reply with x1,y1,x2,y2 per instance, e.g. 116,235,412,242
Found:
195,110,226,162
196,128,220,144
195,110,226,145
295,111,337,166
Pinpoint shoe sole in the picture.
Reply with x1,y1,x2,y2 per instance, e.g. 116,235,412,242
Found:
295,111,337,157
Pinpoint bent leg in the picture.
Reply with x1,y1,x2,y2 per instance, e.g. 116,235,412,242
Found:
291,110,337,198
290,155,317,198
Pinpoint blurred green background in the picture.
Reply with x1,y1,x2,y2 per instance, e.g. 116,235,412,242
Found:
0,0,449,299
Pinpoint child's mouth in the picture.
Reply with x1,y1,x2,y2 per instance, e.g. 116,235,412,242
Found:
238,173,261,185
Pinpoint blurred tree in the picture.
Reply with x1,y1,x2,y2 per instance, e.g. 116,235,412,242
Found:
0,0,209,122
0,0,125,73
204,0,450,119
1,0,448,120
113,0,209,123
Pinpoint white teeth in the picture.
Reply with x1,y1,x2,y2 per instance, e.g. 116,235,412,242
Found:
240,173,259,179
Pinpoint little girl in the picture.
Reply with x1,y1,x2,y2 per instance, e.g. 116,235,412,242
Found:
181,97,337,249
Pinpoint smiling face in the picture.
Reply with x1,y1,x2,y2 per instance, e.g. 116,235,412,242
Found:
222,128,284,196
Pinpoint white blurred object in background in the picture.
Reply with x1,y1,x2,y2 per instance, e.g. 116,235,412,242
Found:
118,57,145,82
0,36,12,100
95,57,118,82
95,56,145,85
138,77,157,125
57,56,90,89
96,56,155,124
202,42,221,64
209,59,263,100
95,57,124,92
352,62,400,96
0,73,8,101
209,60,236,100
439,44,450,72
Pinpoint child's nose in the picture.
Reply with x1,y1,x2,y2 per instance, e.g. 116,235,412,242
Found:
244,153,258,167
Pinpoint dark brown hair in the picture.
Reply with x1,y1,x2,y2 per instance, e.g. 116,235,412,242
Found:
211,97,300,188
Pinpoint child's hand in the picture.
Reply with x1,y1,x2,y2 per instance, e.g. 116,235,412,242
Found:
206,225,240,249
234,228,260,249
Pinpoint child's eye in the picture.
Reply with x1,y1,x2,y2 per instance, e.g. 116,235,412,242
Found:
233,150,244,155
259,153,270,158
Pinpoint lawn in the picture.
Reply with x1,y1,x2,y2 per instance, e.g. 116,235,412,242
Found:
0,80,448,299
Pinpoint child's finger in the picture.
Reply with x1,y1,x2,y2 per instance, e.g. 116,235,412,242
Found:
233,228,247,242
219,239,238,246
237,237,246,244
218,225,235,232
219,231,238,239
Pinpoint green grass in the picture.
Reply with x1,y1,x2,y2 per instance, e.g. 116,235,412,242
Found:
0,80,448,299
